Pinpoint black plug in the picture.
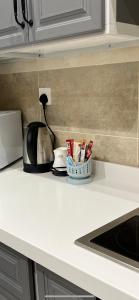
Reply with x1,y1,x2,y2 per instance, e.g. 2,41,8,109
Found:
39,94,48,110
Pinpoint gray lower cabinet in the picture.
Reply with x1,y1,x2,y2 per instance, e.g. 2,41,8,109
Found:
0,243,34,300
0,243,97,300
35,264,96,300
30,0,104,42
0,0,27,49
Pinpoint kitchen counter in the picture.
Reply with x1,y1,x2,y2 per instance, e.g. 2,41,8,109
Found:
0,160,139,300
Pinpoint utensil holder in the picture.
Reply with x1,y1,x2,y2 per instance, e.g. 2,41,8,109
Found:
66,157,92,179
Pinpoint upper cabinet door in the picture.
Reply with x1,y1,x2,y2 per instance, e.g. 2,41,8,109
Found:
0,0,27,49
30,0,104,42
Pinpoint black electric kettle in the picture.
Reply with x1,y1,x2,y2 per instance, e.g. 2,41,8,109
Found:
23,122,54,173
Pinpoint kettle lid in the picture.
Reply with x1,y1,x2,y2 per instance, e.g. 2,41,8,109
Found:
28,122,46,128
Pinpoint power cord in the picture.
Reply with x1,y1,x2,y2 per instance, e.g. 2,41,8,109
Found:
39,94,55,148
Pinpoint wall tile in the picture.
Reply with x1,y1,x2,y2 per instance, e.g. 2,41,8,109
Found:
39,63,138,137
39,63,137,98
55,130,138,167
42,95,137,137
94,135,137,167
0,72,40,123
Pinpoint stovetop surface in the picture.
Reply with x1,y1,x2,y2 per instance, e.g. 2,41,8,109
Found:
91,215,139,262
76,208,139,271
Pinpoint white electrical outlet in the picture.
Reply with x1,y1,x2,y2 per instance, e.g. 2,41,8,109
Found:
39,88,52,105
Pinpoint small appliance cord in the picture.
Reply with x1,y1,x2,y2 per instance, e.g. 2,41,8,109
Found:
43,105,56,149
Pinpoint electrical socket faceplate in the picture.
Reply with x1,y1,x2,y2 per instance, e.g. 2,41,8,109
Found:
39,88,52,105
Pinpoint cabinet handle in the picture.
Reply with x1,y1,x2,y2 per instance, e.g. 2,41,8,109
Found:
21,0,33,27
13,0,25,29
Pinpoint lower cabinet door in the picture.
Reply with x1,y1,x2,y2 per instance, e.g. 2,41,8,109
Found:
0,243,35,300
0,285,21,300
35,264,96,300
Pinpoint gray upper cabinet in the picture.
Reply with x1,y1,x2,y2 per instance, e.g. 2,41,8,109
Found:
30,0,104,42
0,0,28,49
35,264,96,300
0,0,104,50
0,243,34,300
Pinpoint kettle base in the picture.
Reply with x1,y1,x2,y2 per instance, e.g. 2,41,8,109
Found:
23,162,53,174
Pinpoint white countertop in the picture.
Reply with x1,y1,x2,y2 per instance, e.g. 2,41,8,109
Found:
0,160,139,300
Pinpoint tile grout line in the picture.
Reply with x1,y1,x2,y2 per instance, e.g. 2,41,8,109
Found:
137,67,139,166
51,128,138,140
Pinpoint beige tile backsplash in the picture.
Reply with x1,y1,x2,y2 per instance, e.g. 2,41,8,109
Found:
0,72,40,123
0,49,139,167
39,63,138,138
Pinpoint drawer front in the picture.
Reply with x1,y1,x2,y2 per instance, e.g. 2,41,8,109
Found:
46,277,96,300
35,264,96,300
44,269,95,300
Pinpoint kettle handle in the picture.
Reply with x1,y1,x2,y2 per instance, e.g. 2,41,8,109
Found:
27,125,38,165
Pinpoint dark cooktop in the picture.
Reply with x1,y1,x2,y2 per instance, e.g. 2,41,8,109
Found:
91,215,139,262
75,208,139,271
